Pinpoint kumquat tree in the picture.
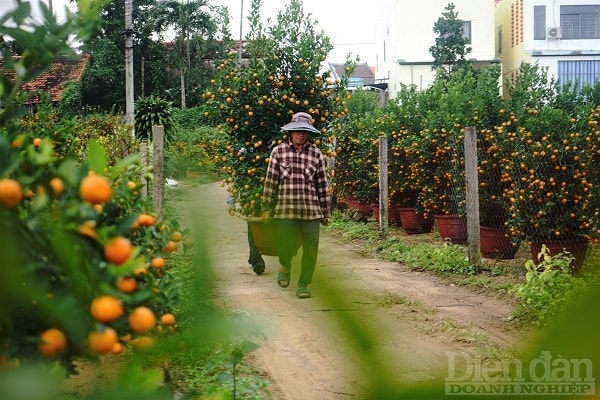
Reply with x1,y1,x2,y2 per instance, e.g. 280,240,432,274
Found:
203,0,353,217
0,0,183,388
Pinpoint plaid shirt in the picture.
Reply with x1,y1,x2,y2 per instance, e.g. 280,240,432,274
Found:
262,140,331,220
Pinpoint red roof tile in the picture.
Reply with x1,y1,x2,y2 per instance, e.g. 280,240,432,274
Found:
0,54,89,104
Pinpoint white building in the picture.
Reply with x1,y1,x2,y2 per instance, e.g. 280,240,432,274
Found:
495,0,600,89
374,0,497,98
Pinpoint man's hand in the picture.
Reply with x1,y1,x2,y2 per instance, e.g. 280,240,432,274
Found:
321,217,331,226
262,210,271,221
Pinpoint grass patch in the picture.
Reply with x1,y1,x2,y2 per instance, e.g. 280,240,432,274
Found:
375,293,409,308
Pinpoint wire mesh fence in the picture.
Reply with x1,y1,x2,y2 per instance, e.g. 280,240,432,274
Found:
343,126,598,268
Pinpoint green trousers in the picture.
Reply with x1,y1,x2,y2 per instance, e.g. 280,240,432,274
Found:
276,219,320,286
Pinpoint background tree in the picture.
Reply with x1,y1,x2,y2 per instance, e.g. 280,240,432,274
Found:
429,2,472,75
151,0,232,108
80,0,229,111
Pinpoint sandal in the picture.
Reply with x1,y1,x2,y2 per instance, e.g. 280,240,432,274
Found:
277,269,290,288
296,285,311,299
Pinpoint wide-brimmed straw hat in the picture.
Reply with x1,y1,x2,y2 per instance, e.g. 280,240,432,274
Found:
280,112,321,135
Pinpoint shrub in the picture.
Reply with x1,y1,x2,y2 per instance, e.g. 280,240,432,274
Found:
166,125,222,178
510,245,587,326
334,90,381,203
73,112,139,166
1,0,182,377
134,95,176,146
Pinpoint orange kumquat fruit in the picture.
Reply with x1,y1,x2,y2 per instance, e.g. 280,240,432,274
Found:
87,327,118,355
0,178,23,208
116,276,137,293
104,236,132,265
79,173,112,204
151,256,165,269
38,328,67,357
90,295,123,322
128,306,156,334
49,177,64,198
160,313,176,326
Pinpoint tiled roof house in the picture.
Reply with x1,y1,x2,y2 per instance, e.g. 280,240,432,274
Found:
329,62,376,88
0,54,89,104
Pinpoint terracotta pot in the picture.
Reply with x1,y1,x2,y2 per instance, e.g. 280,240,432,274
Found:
347,197,372,216
398,208,433,234
480,226,518,260
371,204,401,225
435,214,467,244
530,237,589,272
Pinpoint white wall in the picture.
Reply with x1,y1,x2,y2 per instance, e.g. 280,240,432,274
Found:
374,0,497,98
527,0,600,52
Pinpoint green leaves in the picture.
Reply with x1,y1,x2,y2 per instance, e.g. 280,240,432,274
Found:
134,95,176,145
429,2,472,73
86,140,109,174
511,245,588,326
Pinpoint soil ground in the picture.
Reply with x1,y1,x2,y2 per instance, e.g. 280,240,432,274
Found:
174,180,538,400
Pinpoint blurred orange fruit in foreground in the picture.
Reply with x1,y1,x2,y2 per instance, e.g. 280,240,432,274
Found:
38,328,67,357
79,173,112,204
0,178,23,207
128,306,156,334
87,327,118,355
104,236,132,265
90,295,124,322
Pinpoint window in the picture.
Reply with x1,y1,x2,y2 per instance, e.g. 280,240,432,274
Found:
462,21,472,44
560,5,600,39
534,5,546,39
558,60,600,88
348,78,365,87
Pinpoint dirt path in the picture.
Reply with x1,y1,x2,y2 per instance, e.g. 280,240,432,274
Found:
174,181,534,399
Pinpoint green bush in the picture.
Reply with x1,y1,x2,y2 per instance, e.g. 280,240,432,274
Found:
56,80,83,119
73,113,139,166
165,126,222,178
134,95,176,146
510,245,588,326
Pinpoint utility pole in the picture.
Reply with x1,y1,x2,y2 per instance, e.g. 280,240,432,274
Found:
238,0,243,63
125,0,135,137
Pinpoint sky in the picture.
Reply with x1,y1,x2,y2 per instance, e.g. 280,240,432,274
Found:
210,0,385,65
15,0,384,66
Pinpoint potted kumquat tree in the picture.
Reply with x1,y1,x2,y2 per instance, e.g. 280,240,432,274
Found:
203,0,352,252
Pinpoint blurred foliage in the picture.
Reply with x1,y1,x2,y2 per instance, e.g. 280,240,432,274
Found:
1,0,182,382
